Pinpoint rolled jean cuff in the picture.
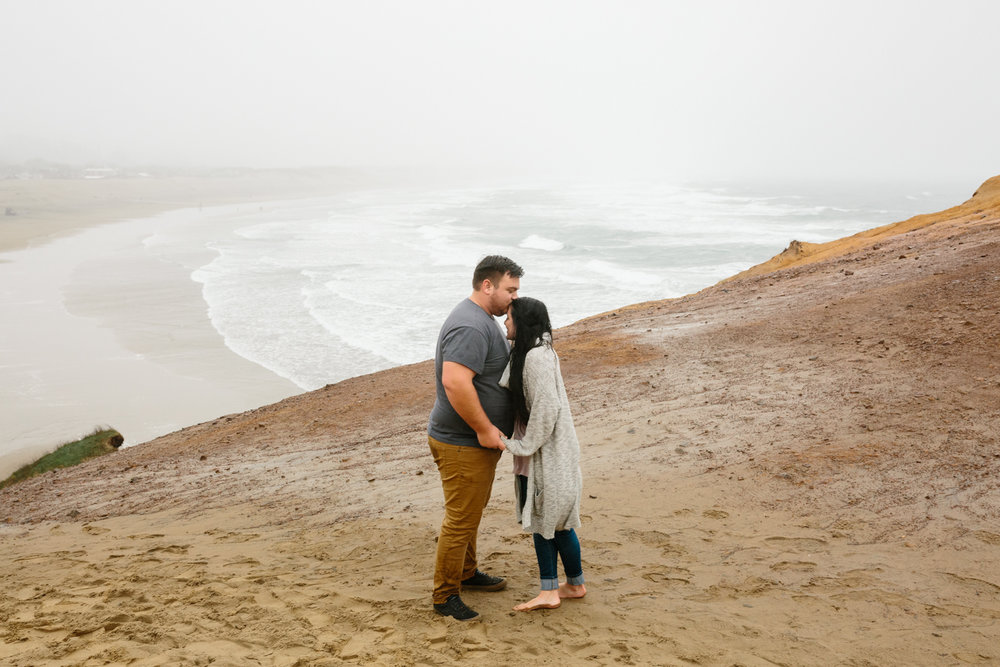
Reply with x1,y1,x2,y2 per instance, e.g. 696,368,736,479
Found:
566,574,585,586
540,578,560,591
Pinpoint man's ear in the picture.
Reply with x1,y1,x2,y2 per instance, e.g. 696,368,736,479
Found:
480,278,494,294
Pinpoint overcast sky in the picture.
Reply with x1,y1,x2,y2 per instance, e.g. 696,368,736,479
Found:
2,0,998,183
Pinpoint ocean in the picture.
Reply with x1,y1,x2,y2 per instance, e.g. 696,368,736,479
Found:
0,178,968,469
186,180,963,390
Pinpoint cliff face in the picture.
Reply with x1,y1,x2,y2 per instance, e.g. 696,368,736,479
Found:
1,177,998,665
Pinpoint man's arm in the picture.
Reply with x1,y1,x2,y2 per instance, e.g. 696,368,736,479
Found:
441,361,504,450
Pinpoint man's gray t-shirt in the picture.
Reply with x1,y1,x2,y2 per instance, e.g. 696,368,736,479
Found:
428,298,514,447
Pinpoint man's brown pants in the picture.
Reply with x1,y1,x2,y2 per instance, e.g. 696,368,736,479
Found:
429,436,502,604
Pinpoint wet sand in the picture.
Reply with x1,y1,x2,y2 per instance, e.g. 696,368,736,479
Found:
0,170,386,477
1,176,998,665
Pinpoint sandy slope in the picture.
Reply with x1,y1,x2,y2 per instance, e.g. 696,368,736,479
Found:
1,177,998,666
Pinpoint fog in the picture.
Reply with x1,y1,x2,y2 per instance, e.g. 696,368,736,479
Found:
3,0,998,183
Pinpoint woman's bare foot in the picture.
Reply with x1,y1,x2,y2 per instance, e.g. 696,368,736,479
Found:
558,582,587,599
513,590,561,611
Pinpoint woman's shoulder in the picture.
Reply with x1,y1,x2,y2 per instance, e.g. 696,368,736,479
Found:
524,342,557,368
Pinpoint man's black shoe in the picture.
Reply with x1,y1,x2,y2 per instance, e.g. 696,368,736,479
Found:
461,570,507,591
434,594,479,620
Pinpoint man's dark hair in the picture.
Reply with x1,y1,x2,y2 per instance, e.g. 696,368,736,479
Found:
507,296,553,429
472,255,523,290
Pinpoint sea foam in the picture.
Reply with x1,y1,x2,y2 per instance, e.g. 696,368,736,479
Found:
177,181,955,390
519,234,564,251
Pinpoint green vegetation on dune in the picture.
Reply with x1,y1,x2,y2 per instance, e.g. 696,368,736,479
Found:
1,428,123,489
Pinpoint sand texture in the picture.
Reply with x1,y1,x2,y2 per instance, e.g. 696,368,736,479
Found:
1,177,999,665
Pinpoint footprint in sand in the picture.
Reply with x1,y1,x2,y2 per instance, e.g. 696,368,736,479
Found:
941,572,1000,600
82,524,110,535
204,529,260,543
621,529,685,557
569,640,600,657
764,536,828,552
10,585,41,601
460,623,490,651
223,556,262,567
339,630,384,660
147,544,191,555
15,549,86,563
686,576,778,602
973,530,1000,546
641,566,692,584
770,560,817,572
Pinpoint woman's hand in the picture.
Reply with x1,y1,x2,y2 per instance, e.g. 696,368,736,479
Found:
477,425,506,450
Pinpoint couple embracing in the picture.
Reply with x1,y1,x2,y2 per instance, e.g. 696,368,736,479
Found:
428,255,586,621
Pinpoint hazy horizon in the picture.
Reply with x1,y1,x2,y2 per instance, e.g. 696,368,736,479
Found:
3,1,998,185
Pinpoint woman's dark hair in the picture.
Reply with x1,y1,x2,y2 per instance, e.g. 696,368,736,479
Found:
508,296,552,429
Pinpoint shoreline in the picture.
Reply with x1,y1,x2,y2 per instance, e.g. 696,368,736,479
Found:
1,170,385,478
0,166,495,477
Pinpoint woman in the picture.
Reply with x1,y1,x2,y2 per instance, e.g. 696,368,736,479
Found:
500,296,586,611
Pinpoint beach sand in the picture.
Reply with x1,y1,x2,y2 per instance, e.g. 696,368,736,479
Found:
1,176,998,665
0,169,407,478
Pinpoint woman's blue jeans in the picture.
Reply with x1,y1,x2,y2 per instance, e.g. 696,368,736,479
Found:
518,475,585,591
533,530,585,591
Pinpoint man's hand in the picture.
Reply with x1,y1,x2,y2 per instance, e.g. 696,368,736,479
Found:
477,425,506,451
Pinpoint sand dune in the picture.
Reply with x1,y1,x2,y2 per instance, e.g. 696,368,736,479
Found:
1,177,998,665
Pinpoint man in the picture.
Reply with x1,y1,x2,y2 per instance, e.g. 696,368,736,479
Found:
428,255,523,620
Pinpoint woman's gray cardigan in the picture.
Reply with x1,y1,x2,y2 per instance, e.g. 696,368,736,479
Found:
501,341,582,540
